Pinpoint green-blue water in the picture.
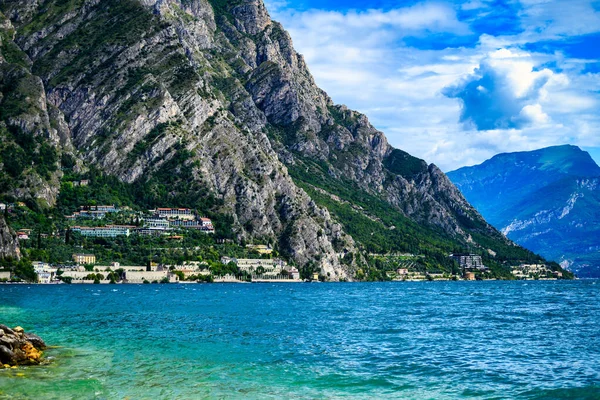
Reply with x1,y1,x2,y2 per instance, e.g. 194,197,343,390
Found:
1,281,599,399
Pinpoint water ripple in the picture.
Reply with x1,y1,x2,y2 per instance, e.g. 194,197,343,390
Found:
0,281,599,399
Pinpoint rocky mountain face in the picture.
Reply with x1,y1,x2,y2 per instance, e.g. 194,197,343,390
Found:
0,0,556,279
0,214,19,259
0,10,73,207
448,145,600,277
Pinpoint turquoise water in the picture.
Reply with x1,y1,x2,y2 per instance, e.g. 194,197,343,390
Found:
0,281,599,399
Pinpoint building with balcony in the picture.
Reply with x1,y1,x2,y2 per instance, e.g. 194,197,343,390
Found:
156,208,196,220
71,225,133,238
450,253,487,270
73,253,96,265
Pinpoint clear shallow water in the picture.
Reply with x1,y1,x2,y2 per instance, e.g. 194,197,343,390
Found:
0,281,599,399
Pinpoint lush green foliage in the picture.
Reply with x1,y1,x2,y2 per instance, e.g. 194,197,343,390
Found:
0,125,60,200
383,149,428,181
288,154,552,279
206,0,245,23
0,257,37,282
4,171,269,275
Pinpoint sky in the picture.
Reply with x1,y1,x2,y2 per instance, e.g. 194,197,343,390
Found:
263,0,600,171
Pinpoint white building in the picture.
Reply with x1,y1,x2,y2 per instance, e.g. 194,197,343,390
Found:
72,225,133,238
156,208,196,220
288,268,300,280
82,205,117,213
32,261,58,284
124,271,179,283
450,253,487,270
146,218,170,229
222,258,288,276
96,263,146,272
137,218,170,236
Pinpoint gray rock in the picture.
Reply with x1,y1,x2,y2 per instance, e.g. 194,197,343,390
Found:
0,325,14,336
0,335,17,349
0,217,20,260
0,345,15,365
0,326,46,366
25,333,46,350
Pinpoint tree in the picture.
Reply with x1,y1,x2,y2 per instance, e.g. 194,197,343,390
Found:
173,270,185,281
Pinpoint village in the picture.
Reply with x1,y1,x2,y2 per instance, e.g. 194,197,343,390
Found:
0,200,565,284
1,251,563,284
384,253,564,281
0,201,304,284
25,253,303,284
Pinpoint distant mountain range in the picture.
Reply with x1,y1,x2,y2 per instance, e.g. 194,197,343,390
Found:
448,145,600,277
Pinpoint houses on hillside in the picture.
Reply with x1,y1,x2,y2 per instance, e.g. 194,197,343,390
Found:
511,264,562,279
156,208,196,220
66,205,119,220
71,225,134,238
17,229,31,240
65,205,215,236
149,208,214,234
32,261,59,284
450,253,488,271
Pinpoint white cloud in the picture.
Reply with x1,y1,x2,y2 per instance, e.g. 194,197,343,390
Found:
519,104,550,125
461,0,487,11
443,48,558,130
517,0,600,38
280,3,470,33
265,1,600,171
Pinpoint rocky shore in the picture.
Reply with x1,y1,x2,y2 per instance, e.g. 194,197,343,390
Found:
0,325,46,368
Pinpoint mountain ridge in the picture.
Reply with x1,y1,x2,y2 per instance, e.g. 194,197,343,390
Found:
0,0,570,280
448,145,600,277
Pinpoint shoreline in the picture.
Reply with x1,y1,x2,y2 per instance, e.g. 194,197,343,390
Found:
0,278,573,285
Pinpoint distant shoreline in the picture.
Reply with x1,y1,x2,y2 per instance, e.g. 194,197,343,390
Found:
0,278,576,285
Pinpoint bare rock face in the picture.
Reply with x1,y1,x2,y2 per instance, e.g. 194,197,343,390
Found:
0,215,19,259
231,1,271,35
0,11,70,207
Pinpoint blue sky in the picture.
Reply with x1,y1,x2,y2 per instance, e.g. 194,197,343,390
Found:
264,0,600,171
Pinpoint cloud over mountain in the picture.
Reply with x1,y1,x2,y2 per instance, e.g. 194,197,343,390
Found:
443,49,554,130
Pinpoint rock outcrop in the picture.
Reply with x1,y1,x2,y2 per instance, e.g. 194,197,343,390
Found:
0,10,71,208
0,215,19,259
0,325,46,367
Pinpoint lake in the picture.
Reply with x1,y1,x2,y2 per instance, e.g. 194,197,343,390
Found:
1,281,599,399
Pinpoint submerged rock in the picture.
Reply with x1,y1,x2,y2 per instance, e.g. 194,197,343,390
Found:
0,324,46,367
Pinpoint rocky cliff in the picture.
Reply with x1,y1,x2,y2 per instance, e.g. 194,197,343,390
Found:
0,214,19,259
0,10,72,208
0,0,553,278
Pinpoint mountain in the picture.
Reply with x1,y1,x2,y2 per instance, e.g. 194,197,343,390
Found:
0,0,568,280
448,145,600,277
